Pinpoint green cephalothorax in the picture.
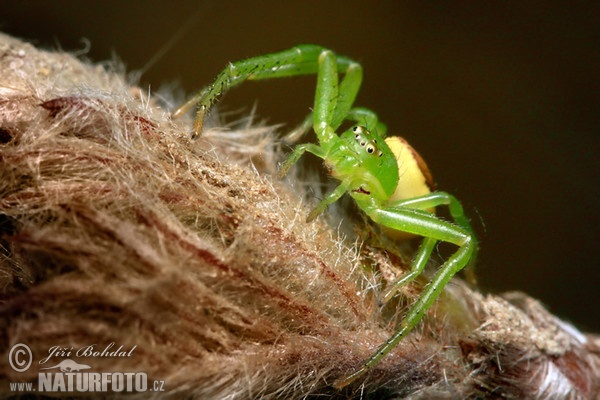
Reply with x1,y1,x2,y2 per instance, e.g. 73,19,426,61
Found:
321,126,398,203
173,44,478,389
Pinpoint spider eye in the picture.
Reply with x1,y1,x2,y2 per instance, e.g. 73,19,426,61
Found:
367,146,375,154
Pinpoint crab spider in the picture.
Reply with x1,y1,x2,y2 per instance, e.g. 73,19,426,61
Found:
173,44,478,389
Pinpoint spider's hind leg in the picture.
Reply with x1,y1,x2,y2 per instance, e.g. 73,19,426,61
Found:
381,236,437,303
391,191,479,284
333,201,477,388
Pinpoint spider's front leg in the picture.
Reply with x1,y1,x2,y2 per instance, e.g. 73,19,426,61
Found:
333,199,477,388
172,44,362,137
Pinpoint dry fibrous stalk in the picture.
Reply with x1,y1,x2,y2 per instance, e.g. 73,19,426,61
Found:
0,33,598,399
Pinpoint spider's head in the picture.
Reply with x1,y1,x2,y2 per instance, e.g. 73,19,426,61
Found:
335,126,399,200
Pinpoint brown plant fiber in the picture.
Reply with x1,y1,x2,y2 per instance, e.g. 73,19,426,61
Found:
0,33,598,399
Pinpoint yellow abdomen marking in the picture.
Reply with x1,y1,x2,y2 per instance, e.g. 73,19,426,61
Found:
385,136,434,202
383,136,435,240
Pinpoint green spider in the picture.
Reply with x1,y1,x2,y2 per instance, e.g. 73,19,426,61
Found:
173,44,478,389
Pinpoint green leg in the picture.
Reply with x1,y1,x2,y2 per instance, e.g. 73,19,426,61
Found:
277,142,351,223
334,234,476,388
333,203,476,388
173,45,360,136
312,50,364,143
276,142,347,222
330,60,363,129
312,50,338,144
366,204,470,245
277,143,325,179
388,191,479,283
381,236,437,303
282,112,314,144
381,191,480,302
390,192,475,236
307,182,350,222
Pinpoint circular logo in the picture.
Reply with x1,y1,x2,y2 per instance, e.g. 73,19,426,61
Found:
9,343,32,372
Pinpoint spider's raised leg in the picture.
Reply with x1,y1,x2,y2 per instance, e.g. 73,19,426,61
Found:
172,44,362,137
312,49,363,138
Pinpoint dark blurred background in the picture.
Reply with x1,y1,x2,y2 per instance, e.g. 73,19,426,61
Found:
1,1,598,331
